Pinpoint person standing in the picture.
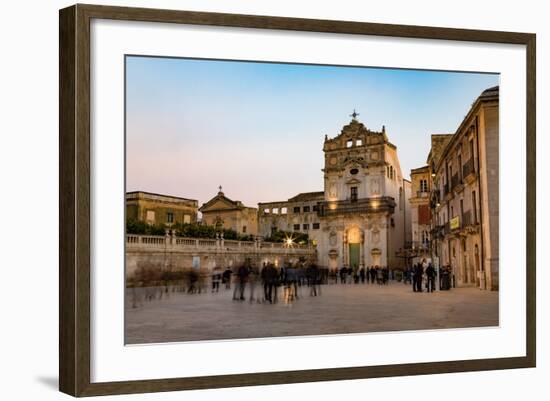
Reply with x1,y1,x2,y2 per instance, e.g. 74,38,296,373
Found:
248,265,258,302
426,263,436,293
415,261,425,292
340,266,347,285
421,258,428,292
211,266,221,293
222,267,232,290
412,264,418,292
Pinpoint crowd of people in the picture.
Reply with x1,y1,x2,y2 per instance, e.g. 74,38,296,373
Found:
129,259,454,308
218,262,324,304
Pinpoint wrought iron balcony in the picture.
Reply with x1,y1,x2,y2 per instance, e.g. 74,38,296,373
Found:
416,190,430,198
430,225,445,239
462,158,476,181
451,173,462,190
405,240,431,250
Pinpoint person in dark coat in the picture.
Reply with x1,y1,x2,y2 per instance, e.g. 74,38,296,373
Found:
340,266,347,285
415,263,424,292
359,267,366,284
426,263,436,292
261,263,277,303
412,264,417,292
307,264,320,296
235,264,249,301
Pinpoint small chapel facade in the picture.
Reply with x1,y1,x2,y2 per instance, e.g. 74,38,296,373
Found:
259,114,411,271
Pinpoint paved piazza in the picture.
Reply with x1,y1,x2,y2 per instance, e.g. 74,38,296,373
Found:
125,283,499,344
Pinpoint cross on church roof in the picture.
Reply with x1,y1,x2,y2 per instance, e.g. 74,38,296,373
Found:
350,109,360,120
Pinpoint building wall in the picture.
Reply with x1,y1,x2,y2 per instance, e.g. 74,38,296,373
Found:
409,167,431,258
202,207,258,235
125,192,198,226
478,105,500,290
429,88,498,290
258,196,324,243
200,191,259,236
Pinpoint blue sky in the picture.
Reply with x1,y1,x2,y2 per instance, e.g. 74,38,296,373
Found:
126,56,498,208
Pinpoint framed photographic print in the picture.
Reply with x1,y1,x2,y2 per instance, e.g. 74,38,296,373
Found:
59,3,536,397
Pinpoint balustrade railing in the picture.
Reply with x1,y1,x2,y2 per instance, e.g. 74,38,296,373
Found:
416,191,429,198
140,236,166,245
126,234,314,252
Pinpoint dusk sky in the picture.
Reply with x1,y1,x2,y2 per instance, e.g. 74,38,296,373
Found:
126,56,498,209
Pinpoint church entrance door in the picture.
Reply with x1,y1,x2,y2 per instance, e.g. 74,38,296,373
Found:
349,243,360,270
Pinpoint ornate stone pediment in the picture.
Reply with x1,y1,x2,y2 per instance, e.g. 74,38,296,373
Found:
345,178,362,185
199,191,247,213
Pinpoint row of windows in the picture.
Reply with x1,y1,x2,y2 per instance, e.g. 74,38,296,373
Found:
293,223,320,231
146,210,191,224
263,207,288,214
441,135,476,188
263,205,320,214
346,138,363,148
437,190,478,225
294,205,319,213
387,165,397,180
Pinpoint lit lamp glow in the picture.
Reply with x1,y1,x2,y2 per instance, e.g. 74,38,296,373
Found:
284,235,295,247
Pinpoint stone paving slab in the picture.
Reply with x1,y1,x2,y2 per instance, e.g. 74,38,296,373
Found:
125,282,499,344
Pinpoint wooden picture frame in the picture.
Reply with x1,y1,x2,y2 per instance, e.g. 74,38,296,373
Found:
59,3,536,397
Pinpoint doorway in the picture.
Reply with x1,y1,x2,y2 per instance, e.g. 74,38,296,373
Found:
349,243,360,270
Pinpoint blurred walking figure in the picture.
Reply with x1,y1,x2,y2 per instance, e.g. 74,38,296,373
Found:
306,264,320,296
262,263,277,303
248,265,258,302
187,269,198,294
359,266,366,284
198,269,208,294
404,266,413,285
222,267,232,289
376,266,384,285
283,266,300,302
369,266,376,284
235,264,249,301
339,266,347,285
413,262,424,292
211,266,222,293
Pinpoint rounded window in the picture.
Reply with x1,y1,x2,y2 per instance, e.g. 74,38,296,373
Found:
350,168,359,175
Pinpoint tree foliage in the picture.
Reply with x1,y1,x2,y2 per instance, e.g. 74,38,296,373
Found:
171,222,254,241
263,230,309,245
125,218,166,235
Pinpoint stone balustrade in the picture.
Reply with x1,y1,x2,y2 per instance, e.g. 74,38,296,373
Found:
126,233,317,276
126,234,314,254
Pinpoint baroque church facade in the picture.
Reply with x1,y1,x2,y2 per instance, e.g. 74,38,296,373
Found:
259,114,411,271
